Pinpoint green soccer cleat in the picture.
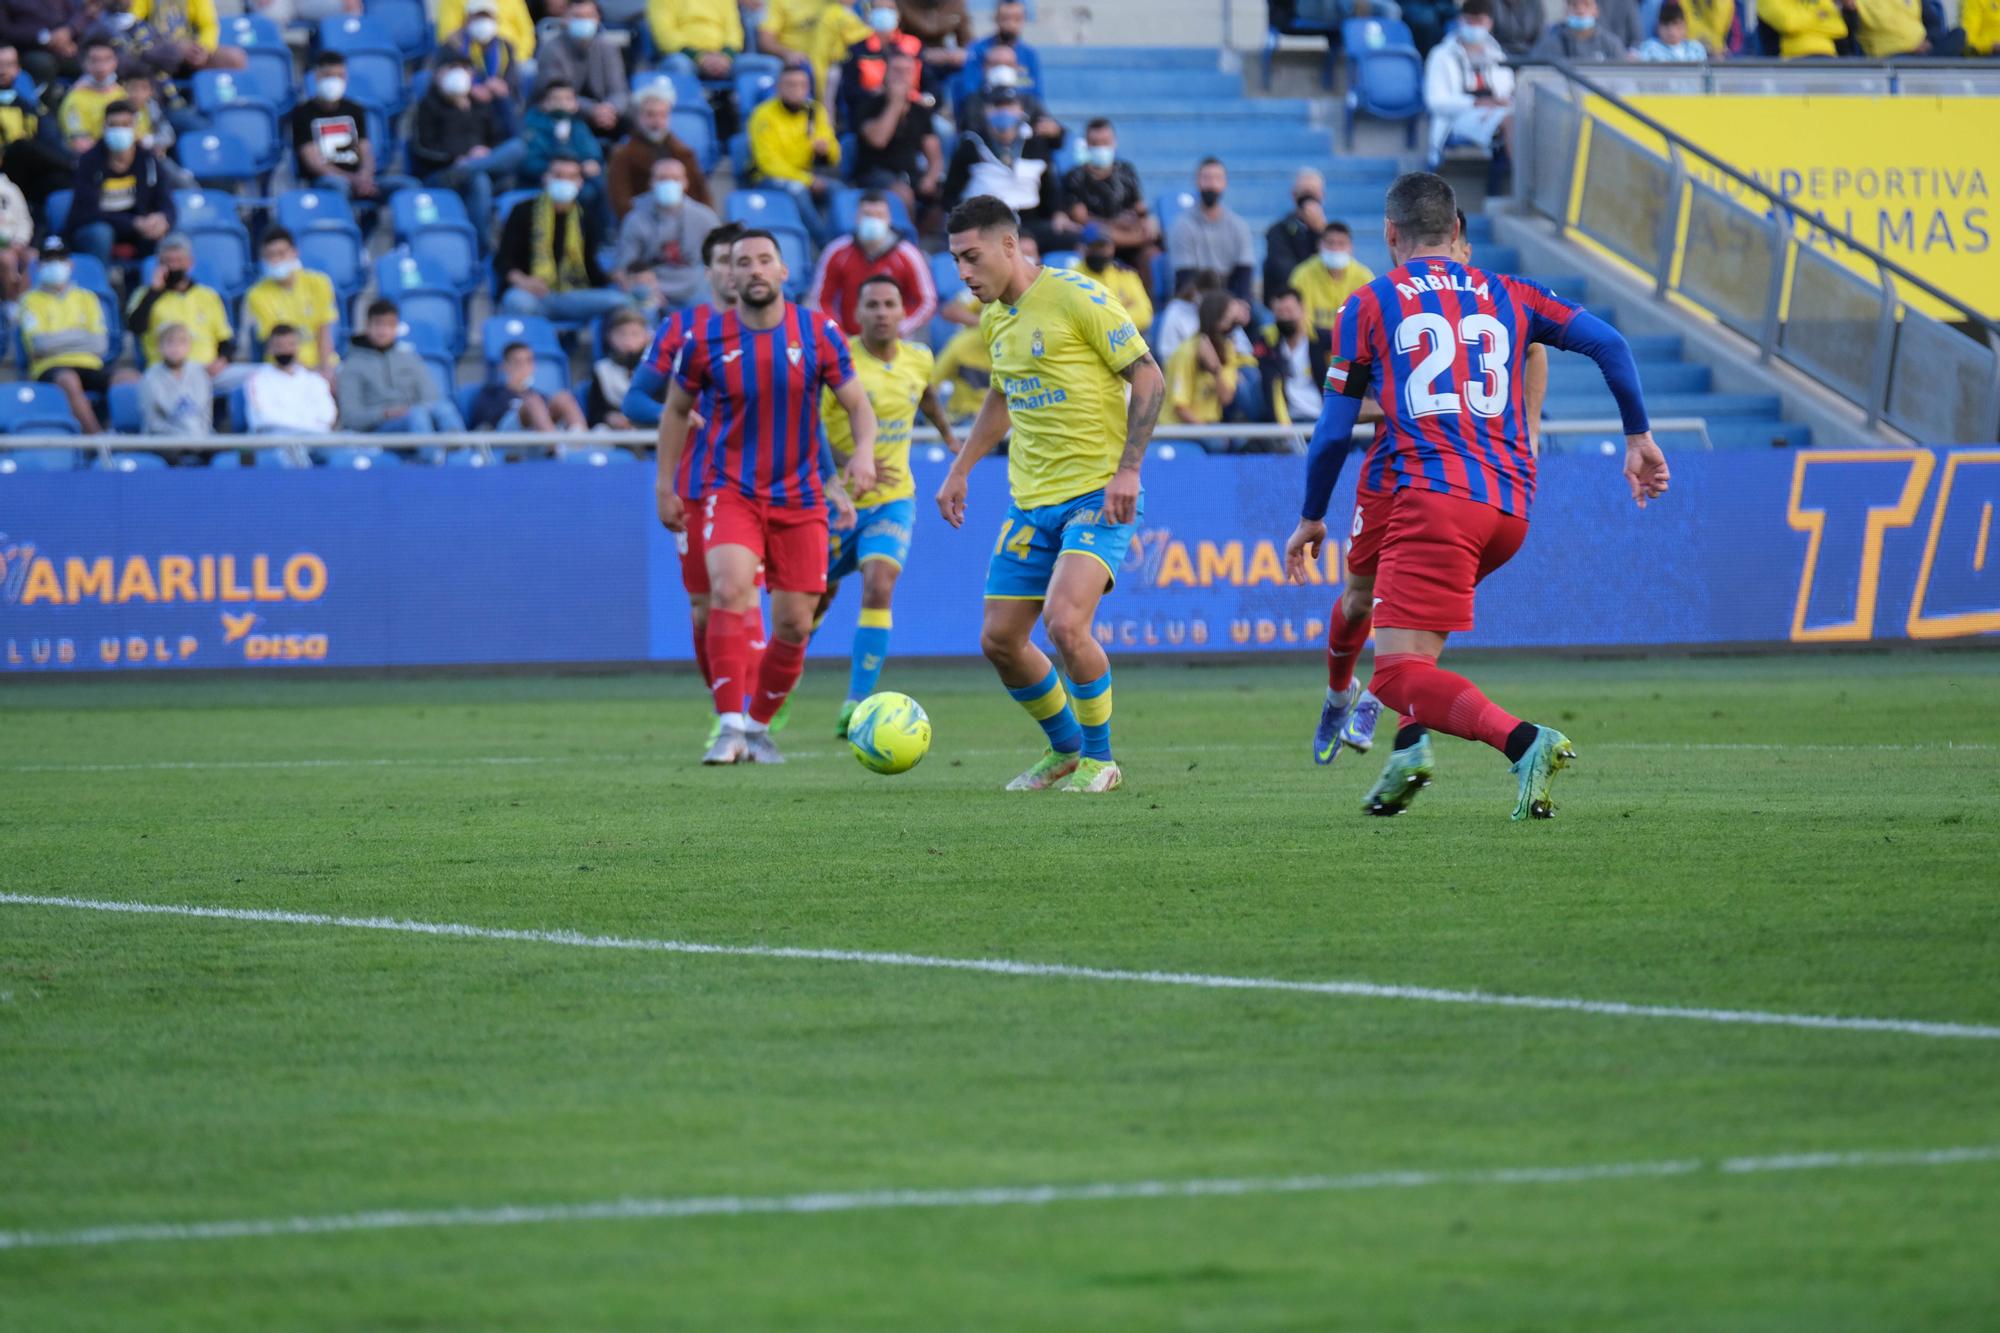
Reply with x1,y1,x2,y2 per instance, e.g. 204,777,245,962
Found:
1509,726,1575,821
768,694,794,734
705,713,723,749
1059,757,1123,793
1362,733,1435,816
1004,748,1081,792
835,699,858,739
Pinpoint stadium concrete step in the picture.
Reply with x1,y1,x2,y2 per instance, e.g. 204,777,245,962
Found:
1546,360,1712,395
1043,67,1246,99
1039,46,1231,69
1543,391,1784,420
1046,97,1333,124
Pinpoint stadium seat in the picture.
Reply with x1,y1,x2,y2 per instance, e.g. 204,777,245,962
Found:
0,383,82,435
1043,250,1079,272
773,228,814,297
46,188,71,236
1154,190,1197,240
735,53,783,79
371,0,434,61
482,315,564,363
1344,46,1425,149
0,448,84,471
337,51,406,114
421,353,457,401
672,107,719,171
277,189,364,243
388,290,467,357
97,451,168,471
223,38,296,112
392,188,482,295
442,447,494,467
176,129,261,186
829,187,915,239
728,132,752,179
174,188,248,233
734,67,779,116
392,187,474,239
318,15,401,56
299,231,366,303
726,188,808,234
191,230,255,302
108,381,142,435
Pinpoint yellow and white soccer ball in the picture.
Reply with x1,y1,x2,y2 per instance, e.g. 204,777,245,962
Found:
847,692,932,775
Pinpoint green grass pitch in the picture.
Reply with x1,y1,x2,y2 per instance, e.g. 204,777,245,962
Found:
3,651,1998,1330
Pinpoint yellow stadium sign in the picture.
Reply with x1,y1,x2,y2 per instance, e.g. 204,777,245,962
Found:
1604,95,1998,316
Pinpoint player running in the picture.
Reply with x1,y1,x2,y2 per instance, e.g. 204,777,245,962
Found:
935,196,1166,794
1284,173,1668,819
657,229,879,765
1313,209,1549,768
816,274,963,738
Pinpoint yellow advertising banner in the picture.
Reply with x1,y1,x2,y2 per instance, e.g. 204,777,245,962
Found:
1594,95,1998,317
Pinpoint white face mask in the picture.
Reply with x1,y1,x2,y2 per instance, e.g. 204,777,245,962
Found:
856,215,891,247
440,68,473,97
567,17,598,40
103,126,135,153
468,16,499,42
1321,249,1352,271
317,75,346,102
547,178,582,205
1085,144,1115,170
652,179,684,208
869,6,898,32
38,260,70,288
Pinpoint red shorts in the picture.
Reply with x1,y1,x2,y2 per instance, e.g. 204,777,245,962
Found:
701,490,828,595
1347,485,1527,633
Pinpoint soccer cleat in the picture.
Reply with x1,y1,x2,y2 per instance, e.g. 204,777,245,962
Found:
1004,748,1081,791
768,695,793,734
743,728,787,765
1361,733,1435,816
702,723,747,765
1059,757,1123,793
1509,726,1575,821
1313,683,1362,765
1339,689,1383,754
705,714,723,749
835,699,858,739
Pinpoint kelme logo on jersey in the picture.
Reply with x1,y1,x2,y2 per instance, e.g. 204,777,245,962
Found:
1107,322,1139,354
1030,329,1044,357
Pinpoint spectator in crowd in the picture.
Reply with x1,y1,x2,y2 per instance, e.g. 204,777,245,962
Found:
851,49,941,219
116,70,191,192
1963,0,1999,54
1755,0,1849,55
1640,1,1711,56
66,101,174,268
500,157,639,321
649,0,741,81
1262,167,1324,301
292,52,380,211
244,325,338,434
1599,0,1648,50
1075,222,1152,333
1253,287,1322,427
899,0,974,79
838,3,925,122
756,0,863,92
523,80,606,191
1289,221,1374,343
0,45,68,208
1531,0,1632,58
0,2,82,88
123,0,248,79
961,0,1040,102
608,80,711,219
1059,118,1157,268
1679,0,1743,53
586,305,649,428
1431,0,1517,181
339,298,466,436
942,83,1063,243
808,189,936,335
126,231,234,382
0,167,27,298
1154,268,1216,363
956,51,1050,131
1168,159,1254,303
1846,0,1935,54
247,227,338,377
615,156,718,310
471,341,586,432
437,0,534,63
58,38,124,154
139,321,212,437
410,54,519,239
1166,290,1263,426
536,0,627,138
21,236,125,434
747,63,840,242
1492,0,1551,55
435,0,523,109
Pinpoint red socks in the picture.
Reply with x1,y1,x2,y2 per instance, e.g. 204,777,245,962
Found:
1369,652,1521,754
743,607,768,714
704,608,753,716
749,636,807,725
692,616,713,691
1326,603,1371,691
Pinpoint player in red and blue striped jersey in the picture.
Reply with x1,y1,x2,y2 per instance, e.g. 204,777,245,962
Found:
1284,173,1670,820
656,229,879,766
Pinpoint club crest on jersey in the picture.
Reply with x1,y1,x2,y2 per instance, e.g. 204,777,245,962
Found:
1396,269,1489,302
786,343,802,366
1030,329,1045,358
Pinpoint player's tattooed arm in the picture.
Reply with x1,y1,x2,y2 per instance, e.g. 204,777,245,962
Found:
1105,352,1165,525
919,385,961,454
937,391,1011,529
654,381,696,532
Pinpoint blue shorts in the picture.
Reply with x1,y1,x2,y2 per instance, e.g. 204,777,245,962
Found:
984,486,1144,600
827,497,917,582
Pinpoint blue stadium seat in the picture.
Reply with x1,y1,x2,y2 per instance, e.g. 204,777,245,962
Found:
338,51,406,114
482,314,563,363
391,188,482,295
388,292,466,358
930,249,966,306
1344,45,1424,149
176,129,261,185
729,131,752,179
735,53,783,79
1154,189,1198,240
218,13,285,50
277,188,363,242
410,230,481,297
98,451,169,470
0,448,84,471
318,15,401,56
192,68,269,115
829,186,915,239
299,231,365,302
492,188,541,232
46,188,71,236
371,0,434,61
391,187,474,239
726,188,808,234
173,188,247,233
0,383,82,435
672,107,718,171
1043,250,1079,271
1344,15,1419,48
455,384,483,423
108,381,143,434
442,447,494,467
734,67,779,116
773,228,813,297
421,353,457,401
320,447,400,469
191,229,255,301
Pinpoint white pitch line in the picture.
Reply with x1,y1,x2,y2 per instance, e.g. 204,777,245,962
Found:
5,893,1997,1041
2,1145,1994,1252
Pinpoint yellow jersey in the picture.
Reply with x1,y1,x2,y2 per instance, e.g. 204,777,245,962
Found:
131,282,232,365
1756,0,1848,57
436,0,536,56
1164,336,1258,426
20,286,106,379
823,336,930,507
933,324,992,422
981,266,1148,510
1851,0,1926,54
247,271,339,369
134,0,221,49
1967,0,2000,54
59,82,125,144
1071,258,1154,338
1287,254,1376,337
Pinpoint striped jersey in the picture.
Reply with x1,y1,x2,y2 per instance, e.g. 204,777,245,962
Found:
674,304,856,510
641,305,711,498
1328,257,1582,518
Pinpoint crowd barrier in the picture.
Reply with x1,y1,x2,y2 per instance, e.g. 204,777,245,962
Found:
2,447,1995,673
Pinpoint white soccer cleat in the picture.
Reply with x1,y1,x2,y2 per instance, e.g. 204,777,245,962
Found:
702,722,747,765
1005,748,1081,791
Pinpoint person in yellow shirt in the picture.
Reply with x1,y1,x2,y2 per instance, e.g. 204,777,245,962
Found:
59,40,126,154
760,0,869,93
436,0,536,60
932,310,992,421
746,63,841,241
650,0,744,79
1757,0,1850,56
816,274,961,737
20,237,134,435
130,0,249,76
1287,221,1375,341
1166,290,1268,426
246,228,339,375
1847,0,1929,53
127,232,236,378
1074,223,1153,333
1960,0,2000,52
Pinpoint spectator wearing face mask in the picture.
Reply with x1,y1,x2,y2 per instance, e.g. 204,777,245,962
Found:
1167,158,1254,303
21,235,131,435
1253,287,1323,427
139,321,212,437
535,0,627,138
747,63,840,243
113,69,191,192
1530,0,1631,58
1287,221,1374,343
1639,2,1711,57
1166,289,1267,426
615,156,718,310
587,305,649,428
499,156,641,322
410,54,521,239
941,82,1063,245
66,99,174,268
59,38,129,155
1262,167,1324,301
126,230,237,384
807,189,936,336
959,0,1040,104
244,324,337,434
1073,223,1152,334
1430,0,1517,180
436,0,534,62
649,0,742,82
434,0,524,107
608,80,711,220
1058,118,1156,268
247,227,338,379
292,52,380,210
838,3,925,123
955,50,1048,130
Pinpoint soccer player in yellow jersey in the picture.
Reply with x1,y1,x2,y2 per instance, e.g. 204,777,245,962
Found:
936,196,1166,794
818,275,962,737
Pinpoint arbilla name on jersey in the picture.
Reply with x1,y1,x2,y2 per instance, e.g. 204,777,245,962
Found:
1396,265,1490,302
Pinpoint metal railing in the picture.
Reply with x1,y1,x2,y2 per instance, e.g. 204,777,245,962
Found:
1515,62,2000,445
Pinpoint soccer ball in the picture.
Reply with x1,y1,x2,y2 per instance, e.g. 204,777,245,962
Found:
847,692,932,775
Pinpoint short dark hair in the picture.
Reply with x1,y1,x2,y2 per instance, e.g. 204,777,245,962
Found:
701,221,743,265
1656,0,1686,22
502,341,533,359
604,305,645,332
1459,0,1494,18
1384,171,1458,248
1085,117,1113,136
102,99,134,120
438,54,474,71
1269,285,1302,306
540,79,575,98
367,298,400,321
1322,221,1351,239
268,323,299,340
858,273,904,299
84,37,115,54
1197,156,1224,171
859,188,889,208
945,195,1019,236
261,226,296,250
546,152,583,170
732,227,781,255
314,51,346,70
